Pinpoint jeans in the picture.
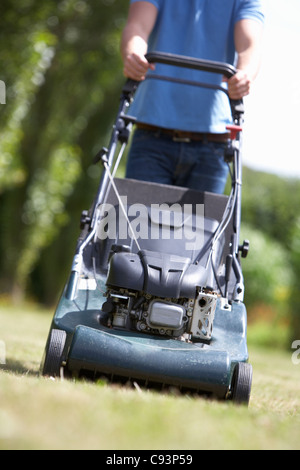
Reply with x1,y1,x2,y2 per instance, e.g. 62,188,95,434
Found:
126,129,229,194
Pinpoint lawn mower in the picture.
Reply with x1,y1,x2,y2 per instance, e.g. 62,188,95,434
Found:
41,52,253,405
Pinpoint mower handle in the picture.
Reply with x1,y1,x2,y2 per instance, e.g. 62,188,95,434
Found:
145,51,237,79
122,51,243,121
122,51,237,100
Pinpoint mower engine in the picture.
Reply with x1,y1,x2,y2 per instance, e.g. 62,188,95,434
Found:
104,248,219,343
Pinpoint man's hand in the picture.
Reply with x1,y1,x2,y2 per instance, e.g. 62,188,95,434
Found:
227,19,263,99
225,70,252,100
121,1,158,81
123,51,155,82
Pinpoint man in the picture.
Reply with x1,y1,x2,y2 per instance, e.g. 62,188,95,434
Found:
121,0,264,194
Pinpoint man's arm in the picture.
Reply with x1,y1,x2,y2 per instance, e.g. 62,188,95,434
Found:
227,19,264,99
121,1,158,81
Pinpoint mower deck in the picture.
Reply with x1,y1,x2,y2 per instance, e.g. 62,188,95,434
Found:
46,276,248,399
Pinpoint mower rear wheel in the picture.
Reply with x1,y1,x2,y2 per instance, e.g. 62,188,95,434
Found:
231,362,253,406
42,329,67,378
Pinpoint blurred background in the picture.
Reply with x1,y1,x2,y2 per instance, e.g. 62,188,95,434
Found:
0,0,299,348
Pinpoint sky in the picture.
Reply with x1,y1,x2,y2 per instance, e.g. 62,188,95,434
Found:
242,0,300,178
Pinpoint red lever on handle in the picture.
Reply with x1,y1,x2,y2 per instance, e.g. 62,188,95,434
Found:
226,124,243,140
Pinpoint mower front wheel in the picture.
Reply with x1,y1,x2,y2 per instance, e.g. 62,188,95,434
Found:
42,329,67,378
231,362,253,406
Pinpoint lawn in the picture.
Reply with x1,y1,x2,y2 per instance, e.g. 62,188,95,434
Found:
0,302,299,450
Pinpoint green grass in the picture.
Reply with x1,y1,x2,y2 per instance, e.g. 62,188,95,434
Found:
0,302,299,450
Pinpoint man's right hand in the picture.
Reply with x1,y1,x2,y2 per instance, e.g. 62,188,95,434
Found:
123,52,155,82
121,1,158,81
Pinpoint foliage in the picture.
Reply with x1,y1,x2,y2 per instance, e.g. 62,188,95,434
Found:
240,168,300,337
241,167,300,249
241,223,292,314
289,219,300,341
0,0,128,298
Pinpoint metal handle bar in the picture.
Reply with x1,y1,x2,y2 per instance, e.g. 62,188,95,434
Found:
122,53,244,124
122,51,239,103
145,52,237,79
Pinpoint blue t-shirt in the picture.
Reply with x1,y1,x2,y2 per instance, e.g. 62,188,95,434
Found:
129,0,264,133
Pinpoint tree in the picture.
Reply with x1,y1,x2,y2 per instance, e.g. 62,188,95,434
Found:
0,0,129,302
241,168,300,342
289,219,300,343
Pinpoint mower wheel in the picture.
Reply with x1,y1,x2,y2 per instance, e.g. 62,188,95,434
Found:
231,362,253,406
42,329,67,378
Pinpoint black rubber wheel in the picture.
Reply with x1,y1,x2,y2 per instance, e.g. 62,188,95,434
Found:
42,329,67,378
231,362,253,406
